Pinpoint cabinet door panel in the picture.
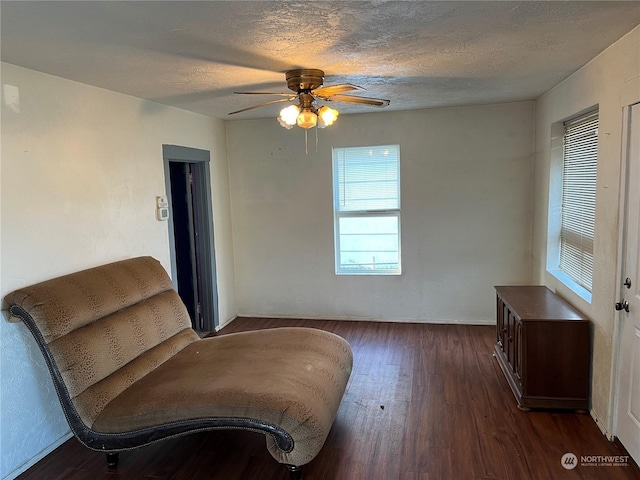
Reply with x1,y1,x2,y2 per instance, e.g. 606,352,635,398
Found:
496,296,505,348
507,311,516,368
515,319,523,385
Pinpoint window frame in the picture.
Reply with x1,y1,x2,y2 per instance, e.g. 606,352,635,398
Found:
546,109,598,303
332,145,401,276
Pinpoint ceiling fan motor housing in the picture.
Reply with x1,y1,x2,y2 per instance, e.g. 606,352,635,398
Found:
286,69,324,92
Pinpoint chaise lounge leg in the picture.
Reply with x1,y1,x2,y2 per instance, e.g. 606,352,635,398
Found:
106,452,119,469
286,464,303,480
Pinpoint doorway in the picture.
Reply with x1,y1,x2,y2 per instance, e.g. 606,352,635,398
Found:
163,145,218,332
614,102,640,464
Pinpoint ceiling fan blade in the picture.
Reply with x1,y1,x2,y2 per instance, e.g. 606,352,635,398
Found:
324,94,390,107
234,92,296,97
157,31,299,74
228,97,294,115
313,83,364,97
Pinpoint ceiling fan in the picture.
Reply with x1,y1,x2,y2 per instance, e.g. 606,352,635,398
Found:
228,69,390,129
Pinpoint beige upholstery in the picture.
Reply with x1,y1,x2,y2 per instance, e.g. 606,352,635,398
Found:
5,257,352,469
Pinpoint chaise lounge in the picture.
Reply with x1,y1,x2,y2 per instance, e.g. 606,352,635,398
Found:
4,256,353,479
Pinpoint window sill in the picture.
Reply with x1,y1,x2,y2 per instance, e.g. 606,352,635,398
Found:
547,268,592,304
336,270,402,276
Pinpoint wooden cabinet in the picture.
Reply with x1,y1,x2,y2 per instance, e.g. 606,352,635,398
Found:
494,286,591,411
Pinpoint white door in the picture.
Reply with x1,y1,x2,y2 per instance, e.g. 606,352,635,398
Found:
616,102,640,464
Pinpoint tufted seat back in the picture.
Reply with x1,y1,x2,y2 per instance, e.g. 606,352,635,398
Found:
5,256,199,427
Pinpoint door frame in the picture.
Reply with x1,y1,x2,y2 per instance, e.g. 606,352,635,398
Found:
162,144,219,331
611,101,640,442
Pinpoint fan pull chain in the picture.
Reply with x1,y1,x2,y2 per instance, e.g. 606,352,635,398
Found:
304,129,309,154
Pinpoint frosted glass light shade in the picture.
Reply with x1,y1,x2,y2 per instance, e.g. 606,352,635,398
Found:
297,109,317,129
318,106,339,126
279,105,300,126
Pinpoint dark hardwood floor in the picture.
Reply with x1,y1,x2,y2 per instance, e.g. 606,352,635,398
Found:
16,317,638,480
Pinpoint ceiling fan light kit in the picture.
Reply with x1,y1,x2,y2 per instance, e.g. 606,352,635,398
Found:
230,68,389,131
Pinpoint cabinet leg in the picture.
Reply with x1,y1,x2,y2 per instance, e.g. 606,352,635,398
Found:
516,404,531,412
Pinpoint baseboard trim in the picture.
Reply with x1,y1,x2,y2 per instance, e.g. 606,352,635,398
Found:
3,432,73,480
215,315,238,331
232,313,495,326
590,408,614,440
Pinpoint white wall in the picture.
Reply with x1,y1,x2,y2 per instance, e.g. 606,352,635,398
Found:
531,26,640,436
227,102,535,324
0,63,236,479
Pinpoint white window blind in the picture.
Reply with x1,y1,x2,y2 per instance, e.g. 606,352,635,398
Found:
560,111,598,292
333,145,401,274
335,146,400,212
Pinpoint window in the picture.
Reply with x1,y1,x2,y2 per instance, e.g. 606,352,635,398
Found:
547,110,598,300
332,145,401,275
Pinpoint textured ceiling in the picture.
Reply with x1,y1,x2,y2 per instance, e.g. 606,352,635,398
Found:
1,1,639,120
